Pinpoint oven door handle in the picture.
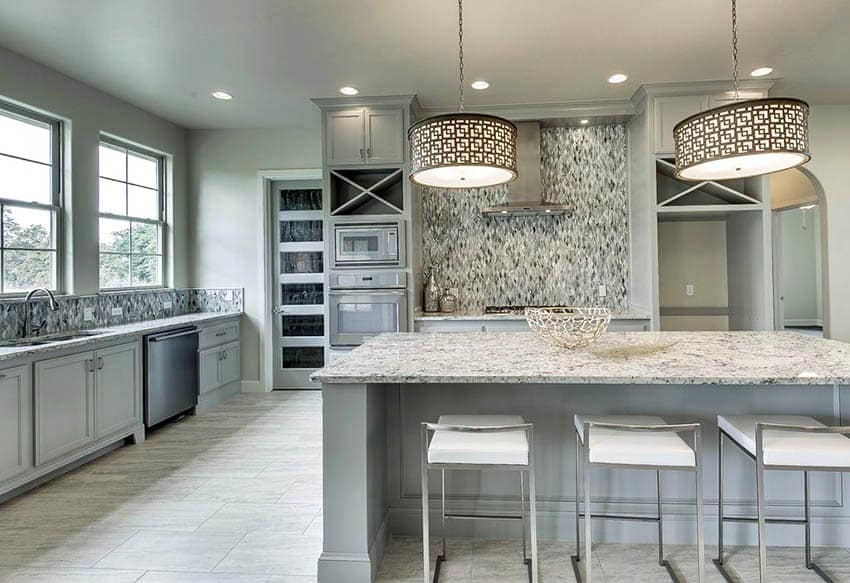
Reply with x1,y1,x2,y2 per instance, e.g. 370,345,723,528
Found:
328,289,406,296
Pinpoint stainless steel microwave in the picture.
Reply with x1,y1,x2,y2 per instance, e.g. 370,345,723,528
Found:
333,221,405,268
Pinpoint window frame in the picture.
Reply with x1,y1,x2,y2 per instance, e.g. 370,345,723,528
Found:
0,100,63,297
97,136,167,291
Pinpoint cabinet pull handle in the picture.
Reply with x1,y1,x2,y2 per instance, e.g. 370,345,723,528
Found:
215,331,227,337
359,147,364,159
87,359,95,372
97,357,104,370
366,147,371,158
0,374,6,380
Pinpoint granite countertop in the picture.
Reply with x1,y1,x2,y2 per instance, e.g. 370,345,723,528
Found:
414,308,652,321
0,312,242,363
312,330,850,386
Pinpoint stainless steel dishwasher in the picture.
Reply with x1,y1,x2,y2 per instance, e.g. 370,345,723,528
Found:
144,327,199,428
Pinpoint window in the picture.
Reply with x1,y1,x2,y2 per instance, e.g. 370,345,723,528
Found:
98,139,164,288
0,103,61,294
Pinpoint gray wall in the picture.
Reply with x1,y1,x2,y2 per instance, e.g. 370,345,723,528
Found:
187,126,322,384
421,125,630,312
0,45,189,294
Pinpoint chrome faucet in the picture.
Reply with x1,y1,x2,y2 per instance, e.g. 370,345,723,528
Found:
23,288,60,337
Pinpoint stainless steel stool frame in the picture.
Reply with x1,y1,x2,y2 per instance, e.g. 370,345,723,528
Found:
715,422,850,583
420,422,538,583
571,420,705,583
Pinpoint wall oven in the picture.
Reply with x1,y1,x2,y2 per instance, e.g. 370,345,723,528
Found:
329,271,408,347
332,221,405,268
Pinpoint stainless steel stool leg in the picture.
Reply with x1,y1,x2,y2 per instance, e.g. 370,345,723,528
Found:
421,429,431,583
528,440,539,583
584,426,592,583
716,430,724,566
695,426,706,583
520,471,528,565
756,429,768,583
571,430,583,580
441,469,447,562
657,470,679,581
804,470,834,581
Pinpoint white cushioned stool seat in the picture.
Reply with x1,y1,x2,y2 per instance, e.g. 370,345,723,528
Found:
575,415,696,467
718,415,850,468
427,415,528,466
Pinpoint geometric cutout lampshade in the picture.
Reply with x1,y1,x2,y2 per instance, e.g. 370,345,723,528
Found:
674,98,810,181
409,113,518,189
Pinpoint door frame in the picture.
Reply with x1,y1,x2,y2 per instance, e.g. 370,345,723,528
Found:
256,168,323,392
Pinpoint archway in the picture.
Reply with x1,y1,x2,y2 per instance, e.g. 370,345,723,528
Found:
769,167,830,338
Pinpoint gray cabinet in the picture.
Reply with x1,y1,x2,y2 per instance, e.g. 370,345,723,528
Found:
653,95,710,154
35,351,95,466
0,365,32,484
326,107,404,165
94,342,139,438
199,341,240,395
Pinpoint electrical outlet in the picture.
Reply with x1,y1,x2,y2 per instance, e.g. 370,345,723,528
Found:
163,301,172,310
598,285,607,298
686,284,695,297
111,307,123,317
83,308,94,322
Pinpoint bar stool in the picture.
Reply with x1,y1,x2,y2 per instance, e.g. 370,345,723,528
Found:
572,415,705,583
716,415,850,582
421,415,538,583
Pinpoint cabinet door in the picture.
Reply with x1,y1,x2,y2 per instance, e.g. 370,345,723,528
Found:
199,347,221,395
365,108,404,164
326,109,365,165
94,342,139,438
0,366,32,484
35,351,94,466
653,95,710,154
217,342,241,387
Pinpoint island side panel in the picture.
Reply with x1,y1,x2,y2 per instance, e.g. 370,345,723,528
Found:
319,382,389,583
388,382,850,546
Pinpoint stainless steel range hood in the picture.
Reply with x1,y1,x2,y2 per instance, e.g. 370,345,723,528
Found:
482,121,572,217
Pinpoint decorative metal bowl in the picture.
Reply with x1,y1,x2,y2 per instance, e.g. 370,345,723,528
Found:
524,307,612,349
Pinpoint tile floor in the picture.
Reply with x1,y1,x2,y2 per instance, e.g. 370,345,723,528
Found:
0,391,848,582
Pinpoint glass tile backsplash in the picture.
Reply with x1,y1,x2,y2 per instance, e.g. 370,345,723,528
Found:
282,346,324,369
281,283,323,305
281,220,322,243
282,251,323,274
282,314,323,337
280,189,322,211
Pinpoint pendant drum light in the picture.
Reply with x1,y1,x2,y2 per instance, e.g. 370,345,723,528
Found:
408,0,517,189
673,0,810,181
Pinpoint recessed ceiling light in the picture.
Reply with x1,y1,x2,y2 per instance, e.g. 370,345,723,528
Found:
471,80,490,90
750,66,774,77
607,73,628,84
211,91,233,100
579,119,589,125
339,86,359,96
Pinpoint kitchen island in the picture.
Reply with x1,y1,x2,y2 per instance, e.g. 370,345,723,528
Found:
311,331,850,583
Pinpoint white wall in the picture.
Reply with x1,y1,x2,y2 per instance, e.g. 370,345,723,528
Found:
779,207,822,326
803,104,850,341
0,46,189,293
187,125,322,384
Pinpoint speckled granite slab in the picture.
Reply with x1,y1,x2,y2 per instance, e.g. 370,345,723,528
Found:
0,312,241,363
414,308,651,321
311,331,850,386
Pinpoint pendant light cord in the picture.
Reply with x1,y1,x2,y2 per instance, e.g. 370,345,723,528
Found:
457,0,464,112
731,0,739,99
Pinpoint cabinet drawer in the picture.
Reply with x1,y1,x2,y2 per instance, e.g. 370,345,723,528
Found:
199,322,240,350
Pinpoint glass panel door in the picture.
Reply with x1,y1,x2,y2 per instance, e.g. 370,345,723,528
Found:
272,181,325,389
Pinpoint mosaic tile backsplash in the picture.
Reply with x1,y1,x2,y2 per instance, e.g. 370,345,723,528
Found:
422,125,629,312
0,288,243,342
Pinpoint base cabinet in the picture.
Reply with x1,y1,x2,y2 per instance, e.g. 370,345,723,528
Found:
0,366,32,484
34,351,95,467
94,343,140,439
199,341,240,395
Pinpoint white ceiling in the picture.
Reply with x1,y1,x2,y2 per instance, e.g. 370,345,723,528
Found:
0,0,847,129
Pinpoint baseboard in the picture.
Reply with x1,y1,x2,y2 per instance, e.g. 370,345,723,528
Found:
240,379,266,393
784,319,823,327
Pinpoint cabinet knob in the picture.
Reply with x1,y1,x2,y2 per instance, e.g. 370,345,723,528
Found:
366,147,371,158
359,148,364,160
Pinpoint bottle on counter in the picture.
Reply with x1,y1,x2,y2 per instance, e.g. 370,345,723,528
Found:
424,270,441,313
439,288,458,313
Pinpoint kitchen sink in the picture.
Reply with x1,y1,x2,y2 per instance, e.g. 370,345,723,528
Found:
1,330,105,348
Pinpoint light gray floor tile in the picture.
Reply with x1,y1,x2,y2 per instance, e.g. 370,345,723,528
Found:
137,570,272,582
214,533,322,577
0,527,138,569
95,530,244,572
5,567,145,582
197,503,320,534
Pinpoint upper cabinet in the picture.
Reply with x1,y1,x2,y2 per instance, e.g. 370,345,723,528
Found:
653,95,710,155
326,107,404,166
